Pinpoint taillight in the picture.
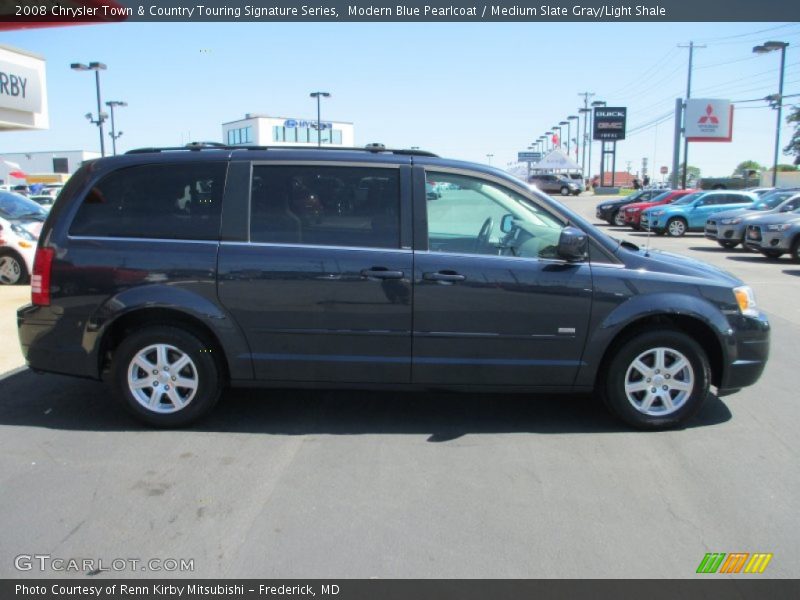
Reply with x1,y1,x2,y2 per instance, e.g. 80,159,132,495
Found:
31,247,54,306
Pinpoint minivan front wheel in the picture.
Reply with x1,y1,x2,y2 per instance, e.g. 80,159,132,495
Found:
603,330,710,430
112,326,222,427
560,186,570,196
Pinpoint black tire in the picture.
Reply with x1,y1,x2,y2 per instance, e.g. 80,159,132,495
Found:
790,237,800,264
631,224,641,231
0,249,29,285
761,249,783,260
613,210,626,227
111,326,222,427
718,240,739,250
666,217,688,237
560,186,570,196
602,329,711,430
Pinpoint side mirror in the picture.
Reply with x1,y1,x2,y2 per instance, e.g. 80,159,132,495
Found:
557,226,588,262
500,214,515,233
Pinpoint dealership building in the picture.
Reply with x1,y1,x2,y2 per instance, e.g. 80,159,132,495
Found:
222,114,355,147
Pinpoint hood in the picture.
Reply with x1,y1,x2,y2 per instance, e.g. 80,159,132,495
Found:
619,244,741,287
598,197,637,208
747,212,800,227
709,207,757,220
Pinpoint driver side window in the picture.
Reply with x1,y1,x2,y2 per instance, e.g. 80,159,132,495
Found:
425,171,565,259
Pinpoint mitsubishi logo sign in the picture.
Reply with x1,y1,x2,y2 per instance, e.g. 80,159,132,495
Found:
685,99,733,142
698,104,720,125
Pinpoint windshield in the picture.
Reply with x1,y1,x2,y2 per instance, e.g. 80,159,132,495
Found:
670,192,703,206
751,191,795,210
0,191,48,219
647,191,672,203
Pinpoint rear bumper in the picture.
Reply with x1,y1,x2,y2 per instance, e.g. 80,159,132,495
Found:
17,304,97,379
718,312,770,396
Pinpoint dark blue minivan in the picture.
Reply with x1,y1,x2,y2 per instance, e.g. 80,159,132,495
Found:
17,145,770,429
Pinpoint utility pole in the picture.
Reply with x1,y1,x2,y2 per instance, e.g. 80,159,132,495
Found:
578,91,594,176
678,41,705,188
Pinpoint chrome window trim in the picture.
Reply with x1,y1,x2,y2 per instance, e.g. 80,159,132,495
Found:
220,240,412,254
67,235,218,245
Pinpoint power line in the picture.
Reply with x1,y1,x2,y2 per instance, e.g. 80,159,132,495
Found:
695,23,799,43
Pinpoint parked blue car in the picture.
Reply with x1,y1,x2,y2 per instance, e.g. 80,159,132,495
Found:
641,190,758,237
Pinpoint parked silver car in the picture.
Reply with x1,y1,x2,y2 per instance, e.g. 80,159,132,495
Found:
743,206,800,260
705,190,800,249
529,174,581,196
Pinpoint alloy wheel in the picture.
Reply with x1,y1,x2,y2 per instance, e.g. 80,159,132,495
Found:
623,347,695,416
0,256,22,285
127,344,199,414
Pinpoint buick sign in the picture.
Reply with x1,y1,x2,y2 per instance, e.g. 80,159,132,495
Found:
593,107,627,141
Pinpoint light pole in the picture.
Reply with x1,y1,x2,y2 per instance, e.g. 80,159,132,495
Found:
71,61,107,157
753,41,789,186
590,100,606,185
544,132,553,152
486,153,494,166
309,91,331,147
559,121,569,154
568,115,579,161
105,100,127,156
579,107,591,176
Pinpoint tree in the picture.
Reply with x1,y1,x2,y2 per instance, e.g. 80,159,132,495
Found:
678,165,701,184
785,105,800,165
733,160,763,176
776,164,798,172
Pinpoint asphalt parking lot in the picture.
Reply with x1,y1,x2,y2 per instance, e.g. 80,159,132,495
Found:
0,193,797,579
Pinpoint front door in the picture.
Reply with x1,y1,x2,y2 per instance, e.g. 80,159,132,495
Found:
218,162,413,383
412,168,593,387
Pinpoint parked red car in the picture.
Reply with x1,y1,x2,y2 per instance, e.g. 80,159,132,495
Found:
623,189,698,229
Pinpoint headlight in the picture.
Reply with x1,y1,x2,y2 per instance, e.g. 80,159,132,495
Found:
599,205,610,210
721,217,742,225
766,223,792,232
733,286,758,317
10,223,36,242
650,210,666,216
627,207,640,213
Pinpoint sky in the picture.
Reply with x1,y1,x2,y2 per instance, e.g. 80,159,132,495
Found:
1,20,799,180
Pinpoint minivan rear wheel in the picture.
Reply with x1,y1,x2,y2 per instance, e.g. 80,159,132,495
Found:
111,326,222,427
603,329,710,430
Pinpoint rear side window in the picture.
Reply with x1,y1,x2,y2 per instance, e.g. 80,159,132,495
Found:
69,162,227,240
250,165,400,249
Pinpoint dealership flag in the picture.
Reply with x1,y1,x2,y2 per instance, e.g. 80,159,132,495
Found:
2,159,27,179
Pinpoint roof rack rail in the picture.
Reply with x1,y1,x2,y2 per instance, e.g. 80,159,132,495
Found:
126,143,438,157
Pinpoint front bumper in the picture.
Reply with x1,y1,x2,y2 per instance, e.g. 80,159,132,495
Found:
718,311,770,396
705,222,745,242
640,215,662,231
